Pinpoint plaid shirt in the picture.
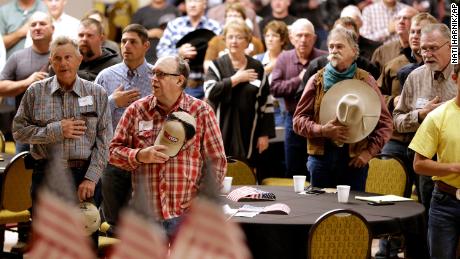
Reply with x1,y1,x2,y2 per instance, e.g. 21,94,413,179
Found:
360,2,408,43
393,64,457,141
12,76,112,182
109,93,227,220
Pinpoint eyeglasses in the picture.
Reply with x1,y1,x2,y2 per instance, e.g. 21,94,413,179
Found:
225,34,246,41
420,41,450,54
153,70,181,78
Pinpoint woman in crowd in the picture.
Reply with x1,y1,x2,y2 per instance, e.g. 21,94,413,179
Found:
254,20,289,126
203,2,264,73
204,20,275,168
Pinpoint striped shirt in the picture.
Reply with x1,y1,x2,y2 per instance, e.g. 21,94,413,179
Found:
360,2,408,43
109,93,227,220
12,76,112,182
95,60,153,131
393,64,457,142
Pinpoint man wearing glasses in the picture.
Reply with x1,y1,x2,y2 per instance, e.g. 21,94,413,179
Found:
109,55,226,238
393,23,456,219
94,24,153,233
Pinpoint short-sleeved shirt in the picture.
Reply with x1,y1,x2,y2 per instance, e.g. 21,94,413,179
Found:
409,100,460,188
0,47,50,107
0,0,47,57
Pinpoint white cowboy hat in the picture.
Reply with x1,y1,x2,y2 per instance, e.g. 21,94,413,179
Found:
319,79,381,144
154,111,197,157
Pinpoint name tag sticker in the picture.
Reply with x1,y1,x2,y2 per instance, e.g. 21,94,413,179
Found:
415,98,428,109
78,96,93,107
249,79,261,88
139,120,153,131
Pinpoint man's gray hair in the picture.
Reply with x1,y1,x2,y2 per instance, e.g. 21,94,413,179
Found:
421,23,451,40
50,36,81,57
175,56,190,88
289,18,315,34
327,27,360,61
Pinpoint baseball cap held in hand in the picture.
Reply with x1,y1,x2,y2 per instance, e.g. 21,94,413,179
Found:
154,111,197,157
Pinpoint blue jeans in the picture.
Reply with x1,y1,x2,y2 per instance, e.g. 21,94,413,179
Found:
184,85,204,99
284,112,308,178
161,216,183,240
428,188,460,259
307,141,368,191
101,164,132,226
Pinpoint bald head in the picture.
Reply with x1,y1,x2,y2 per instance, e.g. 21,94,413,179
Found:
395,7,419,38
340,5,362,28
29,11,54,44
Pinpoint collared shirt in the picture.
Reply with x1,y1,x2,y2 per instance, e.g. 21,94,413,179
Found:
24,12,80,48
393,64,457,141
95,60,153,130
109,93,227,220
271,48,327,113
371,39,404,74
156,15,221,80
360,1,408,43
156,15,222,58
0,0,46,57
12,76,113,182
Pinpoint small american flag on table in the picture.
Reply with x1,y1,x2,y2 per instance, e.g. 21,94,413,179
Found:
226,186,276,202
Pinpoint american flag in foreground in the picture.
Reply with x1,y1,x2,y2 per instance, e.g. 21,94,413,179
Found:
109,209,168,259
27,189,95,259
170,160,251,259
110,173,168,259
170,198,251,259
27,146,95,259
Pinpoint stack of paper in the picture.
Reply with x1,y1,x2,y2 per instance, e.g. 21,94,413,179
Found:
355,195,413,203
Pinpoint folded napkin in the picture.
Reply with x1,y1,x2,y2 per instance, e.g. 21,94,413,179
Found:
226,186,276,202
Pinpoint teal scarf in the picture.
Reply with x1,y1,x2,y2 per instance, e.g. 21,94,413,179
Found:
323,62,357,92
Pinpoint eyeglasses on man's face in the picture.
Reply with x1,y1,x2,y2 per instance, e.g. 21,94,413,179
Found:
420,41,450,54
152,70,181,79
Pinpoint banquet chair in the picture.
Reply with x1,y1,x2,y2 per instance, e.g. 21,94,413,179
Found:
366,154,410,197
366,154,410,257
308,209,372,259
0,152,33,254
226,157,256,185
261,177,310,187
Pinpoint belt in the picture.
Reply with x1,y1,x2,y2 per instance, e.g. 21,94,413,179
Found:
35,159,89,169
435,181,460,200
67,159,89,168
187,79,203,88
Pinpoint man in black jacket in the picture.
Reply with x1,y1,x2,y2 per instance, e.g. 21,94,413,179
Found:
77,18,121,81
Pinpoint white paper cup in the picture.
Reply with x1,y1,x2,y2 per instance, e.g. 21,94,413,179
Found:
337,185,351,203
293,175,306,192
222,177,233,194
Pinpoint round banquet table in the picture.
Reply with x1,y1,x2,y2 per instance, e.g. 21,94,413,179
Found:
225,185,427,259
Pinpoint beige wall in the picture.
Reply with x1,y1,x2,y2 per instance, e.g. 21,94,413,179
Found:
0,0,93,19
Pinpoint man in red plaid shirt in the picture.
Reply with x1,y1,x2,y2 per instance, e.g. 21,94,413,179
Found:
109,55,227,238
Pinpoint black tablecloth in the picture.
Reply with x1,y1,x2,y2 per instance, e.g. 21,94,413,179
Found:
225,186,427,259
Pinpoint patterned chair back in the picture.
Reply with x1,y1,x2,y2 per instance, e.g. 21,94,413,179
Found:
308,209,372,259
366,154,410,197
226,157,256,185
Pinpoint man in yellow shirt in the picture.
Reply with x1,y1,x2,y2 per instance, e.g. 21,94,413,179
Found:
409,64,460,259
